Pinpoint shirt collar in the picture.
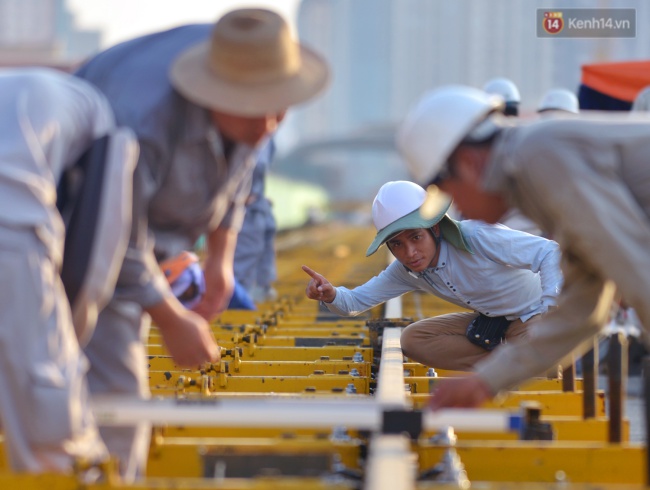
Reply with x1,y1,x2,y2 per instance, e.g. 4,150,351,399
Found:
178,98,261,167
175,91,270,156
178,99,213,145
433,239,449,270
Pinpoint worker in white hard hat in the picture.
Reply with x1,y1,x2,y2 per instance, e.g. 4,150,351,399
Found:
302,181,562,371
483,77,520,116
537,88,580,115
396,84,650,409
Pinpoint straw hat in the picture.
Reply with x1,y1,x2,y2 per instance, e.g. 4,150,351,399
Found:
170,8,330,116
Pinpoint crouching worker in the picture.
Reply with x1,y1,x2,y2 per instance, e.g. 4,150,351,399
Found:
303,181,562,371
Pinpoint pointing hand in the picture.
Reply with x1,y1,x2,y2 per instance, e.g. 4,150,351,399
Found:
302,265,336,303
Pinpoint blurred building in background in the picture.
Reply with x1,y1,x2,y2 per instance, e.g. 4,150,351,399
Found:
0,0,100,68
274,0,650,204
291,0,650,139
3,0,649,208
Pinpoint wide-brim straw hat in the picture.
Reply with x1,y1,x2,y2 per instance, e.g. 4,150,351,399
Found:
170,8,330,116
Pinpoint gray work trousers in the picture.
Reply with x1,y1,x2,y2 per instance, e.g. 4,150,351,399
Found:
84,299,151,481
234,205,276,292
0,227,107,472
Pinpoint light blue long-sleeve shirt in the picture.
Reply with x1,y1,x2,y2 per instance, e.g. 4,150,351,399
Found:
326,220,562,322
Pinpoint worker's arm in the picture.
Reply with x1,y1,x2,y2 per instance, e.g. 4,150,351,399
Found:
192,226,238,321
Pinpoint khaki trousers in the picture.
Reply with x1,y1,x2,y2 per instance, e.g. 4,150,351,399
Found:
401,312,539,371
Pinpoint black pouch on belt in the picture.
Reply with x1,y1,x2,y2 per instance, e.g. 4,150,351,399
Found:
466,314,512,351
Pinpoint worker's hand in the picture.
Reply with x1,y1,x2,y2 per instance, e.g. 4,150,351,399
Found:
302,265,336,303
162,310,221,368
193,262,235,321
429,375,494,410
148,298,221,367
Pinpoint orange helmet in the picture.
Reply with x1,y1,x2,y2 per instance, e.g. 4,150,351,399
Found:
160,251,205,308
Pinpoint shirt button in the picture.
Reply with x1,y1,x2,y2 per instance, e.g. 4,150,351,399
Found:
446,282,450,285
442,262,446,266
486,312,490,315
467,301,471,304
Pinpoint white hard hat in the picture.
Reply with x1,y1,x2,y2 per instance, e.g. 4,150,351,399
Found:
396,85,503,186
632,86,650,112
483,78,521,104
365,181,472,257
366,181,452,256
537,88,579,114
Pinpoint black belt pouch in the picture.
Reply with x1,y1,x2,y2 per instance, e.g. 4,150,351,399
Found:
466,314,512,351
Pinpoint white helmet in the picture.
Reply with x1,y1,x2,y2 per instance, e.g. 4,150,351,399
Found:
483,78,520,116
537,88,579,114
396,85,503,186
366,181,452,256
483,77,521,103
632,86,650,112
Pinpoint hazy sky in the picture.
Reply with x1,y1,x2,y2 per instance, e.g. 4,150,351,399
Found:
66,0,300,48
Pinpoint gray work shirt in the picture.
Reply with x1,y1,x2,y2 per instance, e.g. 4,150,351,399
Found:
326,220,562,321
0,68,115,264
76,25,256,307
476,114,650,393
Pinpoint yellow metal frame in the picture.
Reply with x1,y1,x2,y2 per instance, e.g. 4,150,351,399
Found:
417,441,645,483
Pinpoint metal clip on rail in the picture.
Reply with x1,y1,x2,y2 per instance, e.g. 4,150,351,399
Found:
519,401,554,440
607,331,627,443
582,338,598,419
419,427,469,487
